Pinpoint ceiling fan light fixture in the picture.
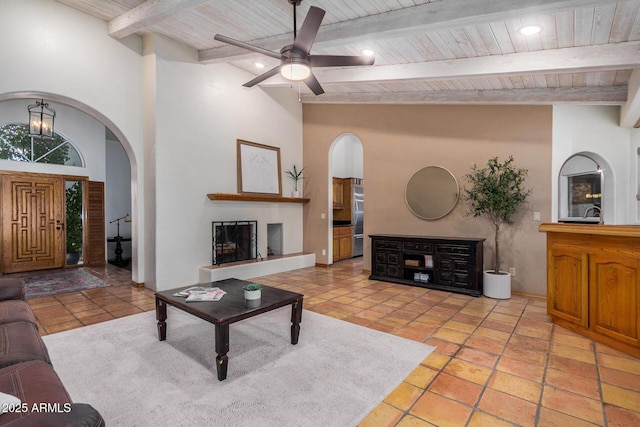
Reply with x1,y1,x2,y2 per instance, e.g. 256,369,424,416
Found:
362,49,375,56
216,4,370,95
280,62,311,81
518,24,542,36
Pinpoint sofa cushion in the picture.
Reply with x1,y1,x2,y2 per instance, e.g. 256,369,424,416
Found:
0,279,25,302
0,360,71,424
0,322,50,369
0,301,37,326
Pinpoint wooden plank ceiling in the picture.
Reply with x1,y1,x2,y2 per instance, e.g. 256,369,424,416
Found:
55,0,640,126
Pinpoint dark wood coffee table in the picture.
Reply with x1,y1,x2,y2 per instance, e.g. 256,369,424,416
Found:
154,278,303,381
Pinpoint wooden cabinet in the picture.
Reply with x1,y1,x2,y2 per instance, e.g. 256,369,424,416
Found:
332,178,344,209
371,238,402,279
540,223,640,358
547,245,588,328
333,226,353,261
369,235,484,297
590,253,640,348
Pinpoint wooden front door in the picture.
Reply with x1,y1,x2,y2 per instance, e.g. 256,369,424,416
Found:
1,174,65,273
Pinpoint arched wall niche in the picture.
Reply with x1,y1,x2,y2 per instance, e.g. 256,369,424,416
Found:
558,151,614,224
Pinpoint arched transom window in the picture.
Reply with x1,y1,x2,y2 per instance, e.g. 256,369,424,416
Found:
0,124,83,166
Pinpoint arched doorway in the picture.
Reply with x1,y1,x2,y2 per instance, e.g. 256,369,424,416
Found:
0,93,139,279
329,133,364,264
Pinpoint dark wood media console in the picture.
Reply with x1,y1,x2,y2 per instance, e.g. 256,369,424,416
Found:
369,235,485,297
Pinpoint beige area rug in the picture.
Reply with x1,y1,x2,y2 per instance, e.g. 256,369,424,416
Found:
43,306,434,426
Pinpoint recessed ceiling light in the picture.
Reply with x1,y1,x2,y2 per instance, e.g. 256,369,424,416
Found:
255,62,265,69
519,25,542,36
362,49,375,56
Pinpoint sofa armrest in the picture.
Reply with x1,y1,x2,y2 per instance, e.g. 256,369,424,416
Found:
0,279,25,301
2,403,105,427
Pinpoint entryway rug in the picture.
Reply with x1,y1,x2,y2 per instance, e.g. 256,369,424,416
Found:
43,306,435,426
22,269,110,298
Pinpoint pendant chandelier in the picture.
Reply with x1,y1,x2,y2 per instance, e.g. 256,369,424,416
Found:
28,99,56,139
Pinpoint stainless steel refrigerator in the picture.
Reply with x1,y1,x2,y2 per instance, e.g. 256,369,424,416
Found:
352,179,364,257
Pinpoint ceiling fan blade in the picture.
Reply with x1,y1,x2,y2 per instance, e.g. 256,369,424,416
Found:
214,34,281,60
243,66,281,87
310,55,375,67
292,6,325,54
304,72,325,96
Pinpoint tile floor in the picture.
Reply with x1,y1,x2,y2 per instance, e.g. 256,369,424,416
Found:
24,265,156,335
21,259,640,426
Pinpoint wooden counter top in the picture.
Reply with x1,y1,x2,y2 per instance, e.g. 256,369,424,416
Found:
538,222,640,238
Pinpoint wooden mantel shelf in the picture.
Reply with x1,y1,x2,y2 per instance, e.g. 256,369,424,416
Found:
207,193,310,204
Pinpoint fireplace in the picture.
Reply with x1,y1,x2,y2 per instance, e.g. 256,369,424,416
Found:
212,221,257,265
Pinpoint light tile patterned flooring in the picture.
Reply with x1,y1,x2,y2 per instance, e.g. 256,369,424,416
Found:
23,260,640,426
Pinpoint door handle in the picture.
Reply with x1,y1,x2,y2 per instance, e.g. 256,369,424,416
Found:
56,220,65,231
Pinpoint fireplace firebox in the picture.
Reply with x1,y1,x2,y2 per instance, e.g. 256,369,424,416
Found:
212,221,257,265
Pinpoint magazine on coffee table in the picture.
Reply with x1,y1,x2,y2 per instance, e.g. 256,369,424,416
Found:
173,286,209,297
185,288,226,302
173,286,226,301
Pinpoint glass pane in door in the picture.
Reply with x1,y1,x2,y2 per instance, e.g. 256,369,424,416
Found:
65,180,84,265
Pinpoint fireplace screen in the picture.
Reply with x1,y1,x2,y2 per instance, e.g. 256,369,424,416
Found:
212,221,257,265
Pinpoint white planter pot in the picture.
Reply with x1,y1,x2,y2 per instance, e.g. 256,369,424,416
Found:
483,271,511,299
244,289,261,300
291,190,300,198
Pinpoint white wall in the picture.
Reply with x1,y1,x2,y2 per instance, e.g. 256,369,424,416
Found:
631,130,640,223
552,105,635,225
145,34,304,291
106,138,132,259
331,134,364,178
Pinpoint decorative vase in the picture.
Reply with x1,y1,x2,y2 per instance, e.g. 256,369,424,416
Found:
66,252,81,265
292,190,300,198
483,271,511,299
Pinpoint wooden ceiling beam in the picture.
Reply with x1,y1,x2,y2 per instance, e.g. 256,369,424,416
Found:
109,0,210,39
297,86,628,105
258,42,640,86
621,69,640,128
198,0,617,63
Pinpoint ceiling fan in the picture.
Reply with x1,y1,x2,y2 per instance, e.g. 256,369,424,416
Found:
213,0,375,95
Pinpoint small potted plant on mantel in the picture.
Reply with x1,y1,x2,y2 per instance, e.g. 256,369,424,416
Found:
284,164,305,198
463,156,531,299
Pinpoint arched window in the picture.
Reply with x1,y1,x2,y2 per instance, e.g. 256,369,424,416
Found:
0,124,83,166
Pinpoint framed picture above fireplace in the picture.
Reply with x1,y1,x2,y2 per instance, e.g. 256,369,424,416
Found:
237,140,282,196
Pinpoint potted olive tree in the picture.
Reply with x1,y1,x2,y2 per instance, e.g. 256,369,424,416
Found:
463,156,531,299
